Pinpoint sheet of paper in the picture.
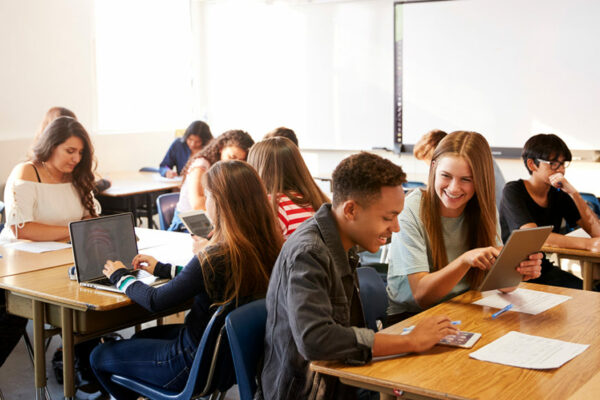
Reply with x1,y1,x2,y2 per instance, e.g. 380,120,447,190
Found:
152,175,182,183
472,288,570,315
8,241,71,253
469,331,588,369
566,228,591,238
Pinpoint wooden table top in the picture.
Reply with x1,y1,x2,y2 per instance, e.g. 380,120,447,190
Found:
0,264,132,311
312,282,600,400
0,245,73,278
99,171,181,197
542,245,600,260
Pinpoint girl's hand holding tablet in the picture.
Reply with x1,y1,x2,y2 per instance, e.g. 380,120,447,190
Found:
460,246,501,270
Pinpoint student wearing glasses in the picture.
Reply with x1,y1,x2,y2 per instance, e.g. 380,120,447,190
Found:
500,134,600,289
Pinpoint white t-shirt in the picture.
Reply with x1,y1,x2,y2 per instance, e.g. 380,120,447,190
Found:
386,189,501,314
176,157,211,213
1,164,96,240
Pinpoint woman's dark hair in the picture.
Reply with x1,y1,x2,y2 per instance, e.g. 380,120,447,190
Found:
181,130,255,177
31,107,78,156
183,120,213,147
521,134,572,175
31,117,98,217
264,127,299,146
199,160,283,306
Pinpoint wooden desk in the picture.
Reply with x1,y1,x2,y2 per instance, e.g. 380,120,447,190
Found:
312,283,600,400
0,245,72,278
542,245,600,291
0,228,192,399
97,171,181,228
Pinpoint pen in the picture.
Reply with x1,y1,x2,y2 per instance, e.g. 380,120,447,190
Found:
403,320,461,333
492,304,513,319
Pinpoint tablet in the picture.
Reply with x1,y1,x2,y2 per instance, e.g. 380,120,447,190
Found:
477,226,552,292
178,210,214,238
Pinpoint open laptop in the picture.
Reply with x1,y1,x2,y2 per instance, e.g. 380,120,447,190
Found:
69,213,165,293
477,225,553,292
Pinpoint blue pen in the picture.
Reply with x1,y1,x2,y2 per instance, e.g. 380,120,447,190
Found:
492,304,513,319
403,320,461,333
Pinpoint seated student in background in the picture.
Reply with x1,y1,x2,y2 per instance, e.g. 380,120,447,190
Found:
500,134,600,289
0,116,99,370
263,126,298,146
414,129,506,208
387,131,541,320
168,129,254,231
247,137,329,239
260,152,459,400
91,161,282,400
33,106,111,193
159,120,213,178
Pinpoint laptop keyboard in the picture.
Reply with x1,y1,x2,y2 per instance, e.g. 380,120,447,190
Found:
91,277,113,286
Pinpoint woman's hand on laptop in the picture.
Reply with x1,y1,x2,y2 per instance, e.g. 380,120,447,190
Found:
103,260,127,279
132,254,158,275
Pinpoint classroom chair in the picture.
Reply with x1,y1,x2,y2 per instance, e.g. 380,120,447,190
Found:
402,181,426,191
156,193,180,230
357,267,388,331
0,200,4,231
580,193,600,218
225,299,267,400
110,303,236,400
139,167,160,173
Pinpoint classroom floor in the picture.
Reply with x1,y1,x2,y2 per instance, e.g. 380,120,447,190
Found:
0,322,241,399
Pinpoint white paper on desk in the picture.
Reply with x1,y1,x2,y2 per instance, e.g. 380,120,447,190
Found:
134,228,166,250
469,331,588,369
8,241,71,253
472,288,570,315
566,228,591,238
152,175,182,183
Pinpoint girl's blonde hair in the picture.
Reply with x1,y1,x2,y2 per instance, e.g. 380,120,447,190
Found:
420,131,497,287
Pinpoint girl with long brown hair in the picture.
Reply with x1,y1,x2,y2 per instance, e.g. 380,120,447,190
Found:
91,160,282,399
1,116,99,241
248,137,329,239
386,131,542,316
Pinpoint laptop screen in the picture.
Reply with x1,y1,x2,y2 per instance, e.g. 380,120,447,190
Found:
70,213,138,282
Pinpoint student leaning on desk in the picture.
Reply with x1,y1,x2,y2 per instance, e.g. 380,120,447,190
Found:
260,153,459,400
0,116,100,369
500,134,600,289
386,131,542,321
91,160,283,400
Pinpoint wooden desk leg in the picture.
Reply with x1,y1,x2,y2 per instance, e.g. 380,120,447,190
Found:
583,261,593,291
32,300,47,400
61,307,75,400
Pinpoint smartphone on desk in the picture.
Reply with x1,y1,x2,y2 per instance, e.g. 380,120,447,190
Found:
438,331,481,348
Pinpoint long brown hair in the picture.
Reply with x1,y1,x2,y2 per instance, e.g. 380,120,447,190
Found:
31,117,98,217
247,137,329,215
180,130,254,179
31,107,77,157
420,131,497,287
199,160,283,305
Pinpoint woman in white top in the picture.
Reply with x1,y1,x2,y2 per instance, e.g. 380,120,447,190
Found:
386,131,542,318
169,130,254,231
1,116,99,241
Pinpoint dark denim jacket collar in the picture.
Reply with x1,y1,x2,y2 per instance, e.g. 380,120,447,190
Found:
314,204,359,277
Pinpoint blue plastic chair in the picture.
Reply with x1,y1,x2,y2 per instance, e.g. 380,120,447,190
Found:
110,303,235,400
0,200,4,231
156,193,180,230
225,299,267,400
402,181,426,190
139,167,160,173
357,266,388,331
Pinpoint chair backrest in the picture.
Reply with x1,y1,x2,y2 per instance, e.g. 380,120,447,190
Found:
156,192,180,230
0,200,4,231
357,266,388,331
139,167,160,173
580,192,600,218
402,181,426,190
225,299,267,400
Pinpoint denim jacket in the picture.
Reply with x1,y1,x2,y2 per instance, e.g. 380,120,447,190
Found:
260,204,375,400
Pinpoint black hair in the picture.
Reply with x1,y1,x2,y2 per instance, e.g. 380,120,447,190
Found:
183,120,213,145
521,134,572,175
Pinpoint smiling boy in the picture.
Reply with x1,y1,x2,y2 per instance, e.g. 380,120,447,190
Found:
500,134,600,288
260,152,457,400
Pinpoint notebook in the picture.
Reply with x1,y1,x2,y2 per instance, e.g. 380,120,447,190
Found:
69,213,165,293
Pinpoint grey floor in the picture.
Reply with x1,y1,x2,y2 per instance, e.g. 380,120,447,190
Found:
0,321,241,399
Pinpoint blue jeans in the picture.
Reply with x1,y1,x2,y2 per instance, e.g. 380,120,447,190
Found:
167,210,188,233
90,324,196,399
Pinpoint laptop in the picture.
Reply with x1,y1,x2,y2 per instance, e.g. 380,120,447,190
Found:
477,225,553,292
69,213,165,293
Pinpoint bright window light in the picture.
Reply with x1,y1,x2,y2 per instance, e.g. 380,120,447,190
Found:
94,0,193,133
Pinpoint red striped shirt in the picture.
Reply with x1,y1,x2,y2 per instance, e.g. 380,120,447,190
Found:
277,193,315,239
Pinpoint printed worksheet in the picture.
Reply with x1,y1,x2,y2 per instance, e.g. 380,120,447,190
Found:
473,288,570,315
469,331,588,369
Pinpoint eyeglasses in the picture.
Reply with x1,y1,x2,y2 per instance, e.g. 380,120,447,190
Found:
537,159,570,170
